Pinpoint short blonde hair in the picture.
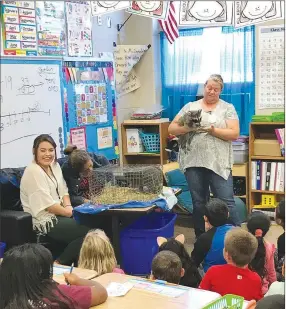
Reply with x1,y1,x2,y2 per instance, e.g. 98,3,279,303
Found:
78,229,117,275
205,74,224,90
224,228,258,267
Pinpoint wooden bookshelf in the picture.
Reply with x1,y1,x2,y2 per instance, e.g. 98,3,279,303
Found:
121,119,170,165
249,122,285,210
232,163,249,210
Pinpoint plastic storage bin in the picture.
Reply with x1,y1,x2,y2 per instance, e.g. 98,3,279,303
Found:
233,149,248,164
0,242,6,258
202,294,244,309
120,212,177,275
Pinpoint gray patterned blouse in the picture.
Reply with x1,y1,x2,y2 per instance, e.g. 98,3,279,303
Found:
177,99,239,180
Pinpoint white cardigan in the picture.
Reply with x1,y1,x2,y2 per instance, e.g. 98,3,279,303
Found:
20,161,69,234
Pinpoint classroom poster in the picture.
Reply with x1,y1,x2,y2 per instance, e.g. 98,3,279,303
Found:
179,1,234,27
257,26,284,109
97,126,113,149
70,127,87,150
127,1,170,20
91,1,131,16
36,1,66,56
234,1,284,28
66,1,92,57
75,83,108,126
1,1,37,56
113,45,148,96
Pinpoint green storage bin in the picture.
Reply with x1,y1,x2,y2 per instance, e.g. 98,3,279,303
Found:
202,294,244,309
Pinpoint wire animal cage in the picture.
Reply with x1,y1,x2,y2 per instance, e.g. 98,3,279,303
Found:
89,165,163,205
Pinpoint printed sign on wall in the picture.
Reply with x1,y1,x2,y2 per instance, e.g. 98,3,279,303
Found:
66,1,92,57
91,1,131,16
2,1,37,56
36,1,66,56
127,1,170,20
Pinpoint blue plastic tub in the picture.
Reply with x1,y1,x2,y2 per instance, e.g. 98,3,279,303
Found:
0,242,6,258
120,212,177,275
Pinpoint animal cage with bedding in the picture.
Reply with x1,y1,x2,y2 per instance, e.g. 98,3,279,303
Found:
88,165,163,205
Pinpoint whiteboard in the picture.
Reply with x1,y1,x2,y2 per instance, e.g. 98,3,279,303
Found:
0,60,64,168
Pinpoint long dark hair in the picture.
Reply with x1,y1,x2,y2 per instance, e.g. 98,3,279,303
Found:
64,145,91,173
33,134,58,164
0,243,77,309
159,238,201,287
247,212,271,279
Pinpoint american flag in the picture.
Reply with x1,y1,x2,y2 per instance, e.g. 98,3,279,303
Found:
159,1,179,44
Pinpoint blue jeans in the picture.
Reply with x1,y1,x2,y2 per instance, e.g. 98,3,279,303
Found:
185,167,241,237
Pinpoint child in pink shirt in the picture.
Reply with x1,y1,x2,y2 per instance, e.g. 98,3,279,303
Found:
78,229,125,275
247,212,276,295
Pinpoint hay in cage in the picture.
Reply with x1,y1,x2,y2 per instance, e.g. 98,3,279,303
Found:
88,164,163,205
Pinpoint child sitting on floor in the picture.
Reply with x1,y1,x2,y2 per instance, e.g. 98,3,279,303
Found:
275,200,285,281
157,234,201,287
0,243,107,309
199,228,263,301
247,211,276,295
78,229,124,276
151,251,185,284
191,198,233,273
265,263,285,297
246,295,285,309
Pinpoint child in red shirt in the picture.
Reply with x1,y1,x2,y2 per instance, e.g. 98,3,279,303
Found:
200,228,263,301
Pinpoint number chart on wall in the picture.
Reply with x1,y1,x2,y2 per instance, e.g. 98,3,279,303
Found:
258,26,285,109
0,60,65,168
63,60,119,161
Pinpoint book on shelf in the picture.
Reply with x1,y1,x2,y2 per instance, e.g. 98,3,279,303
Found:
275,128,285,157
251,161,285,192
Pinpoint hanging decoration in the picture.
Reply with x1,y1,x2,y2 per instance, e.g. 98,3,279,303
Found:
179,1,234,27
234,1,284,28
127,1,170,20
91,1,131,16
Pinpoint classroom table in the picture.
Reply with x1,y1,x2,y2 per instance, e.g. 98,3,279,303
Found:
91,273,221,309
83,188,182,263
53,265,97,285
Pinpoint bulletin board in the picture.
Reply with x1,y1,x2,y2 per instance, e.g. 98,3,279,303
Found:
63,59,119,161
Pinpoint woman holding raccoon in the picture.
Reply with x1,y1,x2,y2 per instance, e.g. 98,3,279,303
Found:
169,74,240,237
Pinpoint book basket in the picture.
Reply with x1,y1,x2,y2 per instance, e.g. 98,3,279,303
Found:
139,131,160,153
202,294,244,309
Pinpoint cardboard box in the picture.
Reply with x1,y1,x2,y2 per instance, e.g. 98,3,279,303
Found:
126,128,144,153
254,139,281,157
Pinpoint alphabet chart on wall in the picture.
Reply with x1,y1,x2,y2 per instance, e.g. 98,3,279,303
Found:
257,26,285,109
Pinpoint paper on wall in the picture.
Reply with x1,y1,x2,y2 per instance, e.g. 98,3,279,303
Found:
1,1,37,56
257,26,284,109
114,45,148,96
127,1,170,20
179,1,234,27
70,127,87,150
91,1,131,16
66,1,92,57
97,127,113,149
36,1,66,56
234,1,284,28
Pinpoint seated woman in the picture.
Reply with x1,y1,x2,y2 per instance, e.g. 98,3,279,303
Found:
0,243,107,309
61,145,109,207
20,134,90,265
